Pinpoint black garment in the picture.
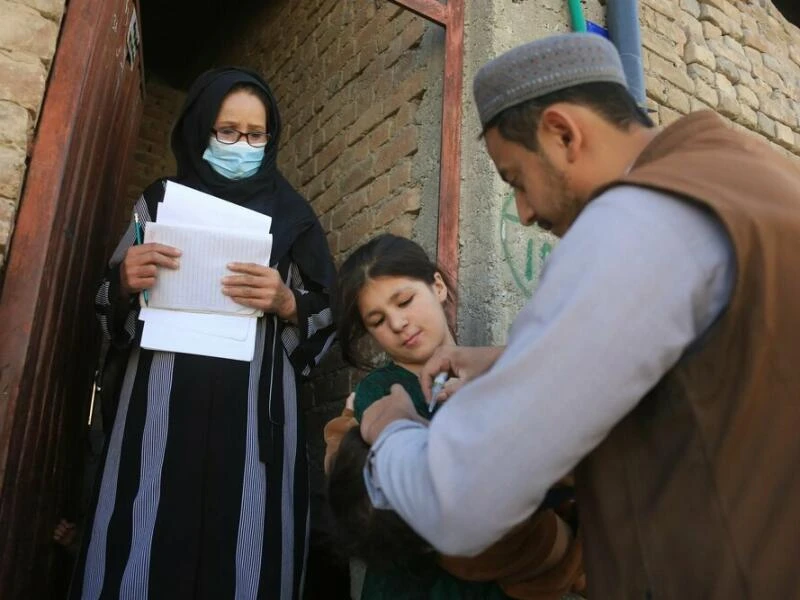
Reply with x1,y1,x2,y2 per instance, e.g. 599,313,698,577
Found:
72,68,336,600
169,67,334,286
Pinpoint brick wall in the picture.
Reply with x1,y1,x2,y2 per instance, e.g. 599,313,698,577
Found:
213,0,435,483
218,0,430,265
0,0,65,272
217,0,434,408
642,0,800,158
123,77,185,233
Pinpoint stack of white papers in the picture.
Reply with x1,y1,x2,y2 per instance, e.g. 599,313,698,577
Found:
138,181,273,361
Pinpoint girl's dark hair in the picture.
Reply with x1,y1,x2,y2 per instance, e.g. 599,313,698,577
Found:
333,234,455,369
327,426,437,575
484,81,654,152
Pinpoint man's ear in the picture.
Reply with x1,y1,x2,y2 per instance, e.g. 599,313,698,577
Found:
539,105,583,164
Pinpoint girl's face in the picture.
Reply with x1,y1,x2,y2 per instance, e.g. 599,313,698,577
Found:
357,274,454,374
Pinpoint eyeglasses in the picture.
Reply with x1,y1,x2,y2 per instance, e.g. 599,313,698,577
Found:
212,128,271,148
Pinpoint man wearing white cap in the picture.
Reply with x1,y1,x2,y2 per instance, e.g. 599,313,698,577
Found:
359,33,800,598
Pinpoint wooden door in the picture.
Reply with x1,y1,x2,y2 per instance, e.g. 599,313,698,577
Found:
0,0,144,595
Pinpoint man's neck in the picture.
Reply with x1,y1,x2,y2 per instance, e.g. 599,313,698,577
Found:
590,125,661,194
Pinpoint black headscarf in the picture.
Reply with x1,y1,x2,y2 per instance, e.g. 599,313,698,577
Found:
169,66,334,288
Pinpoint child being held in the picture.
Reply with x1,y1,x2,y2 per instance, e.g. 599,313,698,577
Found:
326,234,585,599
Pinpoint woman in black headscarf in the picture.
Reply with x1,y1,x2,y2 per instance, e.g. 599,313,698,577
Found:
72,67,336,599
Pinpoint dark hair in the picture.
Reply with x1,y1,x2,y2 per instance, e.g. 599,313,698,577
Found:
327,427,437,575
333,234,455,369
484,81,654,152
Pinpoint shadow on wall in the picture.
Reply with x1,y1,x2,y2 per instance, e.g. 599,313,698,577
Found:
139,0,271,88
772,0,800,28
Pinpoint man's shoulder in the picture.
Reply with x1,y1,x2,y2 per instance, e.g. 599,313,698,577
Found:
586,184,724,242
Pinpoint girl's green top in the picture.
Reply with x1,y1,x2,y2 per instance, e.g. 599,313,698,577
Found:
354,362,434,422
353,362,510,600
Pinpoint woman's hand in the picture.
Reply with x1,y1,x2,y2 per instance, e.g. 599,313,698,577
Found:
222,262,297,323
120,243,181,297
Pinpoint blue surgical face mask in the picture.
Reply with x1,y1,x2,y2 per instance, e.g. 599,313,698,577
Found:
202,137,265,180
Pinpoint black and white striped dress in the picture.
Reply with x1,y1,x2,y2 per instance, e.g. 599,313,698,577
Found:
71,186,336,599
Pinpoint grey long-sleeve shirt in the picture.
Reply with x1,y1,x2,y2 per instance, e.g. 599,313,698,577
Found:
364,185,735,556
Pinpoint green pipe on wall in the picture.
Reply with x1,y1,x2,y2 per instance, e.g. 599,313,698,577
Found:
567,0,587,32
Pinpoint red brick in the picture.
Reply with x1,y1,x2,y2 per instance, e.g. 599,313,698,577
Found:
385,214,415,238
339,3,354,27
365,120,392,150
393,102,416,131
383,17,426,69
374,188,421,227
325,71,343,97
313,185,341,216
310,127,326,156
389,159,413,190
319,88,350,127
355,17,380,54
367,173,392,206
383,70,427,117
318,24,338,56
340,157,375,196
304,172,327,202
332,187,368,229
338,101,358,131
316,134,346,173
298,155,318,186
373,125,417,176
378,1,405,23
338,210,373,253
352,0,376,29
319,209,333,233
346,101,384,146
315,0,339,25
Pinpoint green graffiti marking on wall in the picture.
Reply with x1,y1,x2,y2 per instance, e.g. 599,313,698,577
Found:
500,193,554,298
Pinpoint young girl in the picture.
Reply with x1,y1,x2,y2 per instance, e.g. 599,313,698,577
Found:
326,234,585,600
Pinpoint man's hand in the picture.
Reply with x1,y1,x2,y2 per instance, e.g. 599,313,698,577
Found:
120,243,181,297
360,384,428,445
222,262,297,323
420,345,505,401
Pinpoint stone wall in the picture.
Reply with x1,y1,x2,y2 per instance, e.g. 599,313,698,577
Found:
642,0,800,158
0,0,65,271
459,0,800,347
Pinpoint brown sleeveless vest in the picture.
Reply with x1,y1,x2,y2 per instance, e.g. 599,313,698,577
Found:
575,111,800,599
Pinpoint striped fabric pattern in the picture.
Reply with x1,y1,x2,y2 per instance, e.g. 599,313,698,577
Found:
74,182,335,599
